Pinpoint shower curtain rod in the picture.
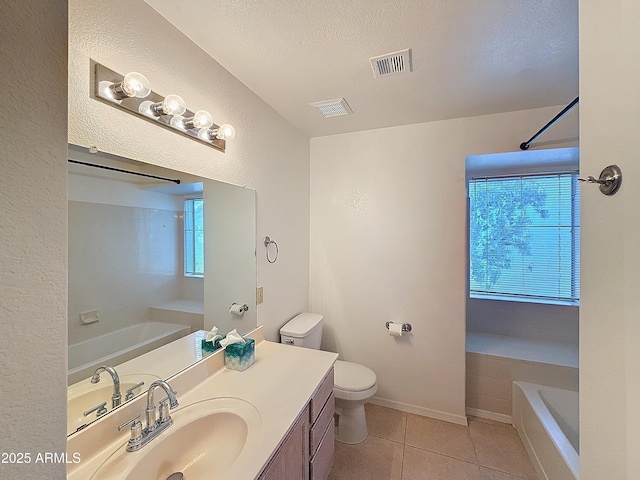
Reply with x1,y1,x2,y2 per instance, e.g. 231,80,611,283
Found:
519,96,579,150
68,159,181,184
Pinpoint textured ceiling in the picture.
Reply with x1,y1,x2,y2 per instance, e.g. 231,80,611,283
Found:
145,0,578,138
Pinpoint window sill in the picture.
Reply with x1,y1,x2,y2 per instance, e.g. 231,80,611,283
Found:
466,332,578,368
184,273,204,279
470,293,578,307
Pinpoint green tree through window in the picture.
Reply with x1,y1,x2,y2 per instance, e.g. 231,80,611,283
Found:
184,198,204,276
469,173,580,303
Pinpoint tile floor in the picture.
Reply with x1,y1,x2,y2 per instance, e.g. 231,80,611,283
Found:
328,404,537,480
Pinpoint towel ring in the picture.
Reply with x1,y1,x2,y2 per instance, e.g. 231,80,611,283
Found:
264,236,279,263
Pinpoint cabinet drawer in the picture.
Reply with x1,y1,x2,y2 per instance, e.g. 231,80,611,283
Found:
310,367,334,423
310,421,334,480
310,392,334,456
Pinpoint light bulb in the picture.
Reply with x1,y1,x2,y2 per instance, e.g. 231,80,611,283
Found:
198,123,237,143
217,124,236,140
197,128,213,142
149,94,186,116
183,110,214,130
162,94,187,115
109,72,151,99
169,115,187,129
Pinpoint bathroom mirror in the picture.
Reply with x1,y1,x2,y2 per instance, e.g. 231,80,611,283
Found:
67,144,257,435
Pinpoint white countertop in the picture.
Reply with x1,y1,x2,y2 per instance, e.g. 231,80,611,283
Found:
67,326,338,479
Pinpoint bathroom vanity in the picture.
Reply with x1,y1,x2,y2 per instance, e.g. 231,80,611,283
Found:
66,326,338,479
259,368,335,480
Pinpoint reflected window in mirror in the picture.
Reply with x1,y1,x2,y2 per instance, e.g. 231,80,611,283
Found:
184,198,204,277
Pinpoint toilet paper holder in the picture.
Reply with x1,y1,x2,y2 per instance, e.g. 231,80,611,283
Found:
385,321,412,332
229,303,249,315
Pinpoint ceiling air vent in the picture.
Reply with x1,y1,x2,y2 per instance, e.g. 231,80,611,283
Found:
370,48,412,78
310,98,353,118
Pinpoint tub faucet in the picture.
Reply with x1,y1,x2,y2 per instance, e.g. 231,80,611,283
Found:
91,365,122,409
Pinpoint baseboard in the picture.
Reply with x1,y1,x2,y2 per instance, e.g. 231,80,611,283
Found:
370,396,468,426
466,407,512,424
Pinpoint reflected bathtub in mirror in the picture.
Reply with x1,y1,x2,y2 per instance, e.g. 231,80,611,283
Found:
67,145,257,435
68,322,190,385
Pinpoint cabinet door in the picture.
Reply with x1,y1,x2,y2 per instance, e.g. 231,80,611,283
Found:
259,407,309,480
310,369,334,423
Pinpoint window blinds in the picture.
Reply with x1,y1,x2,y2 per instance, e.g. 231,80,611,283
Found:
468,173,580,303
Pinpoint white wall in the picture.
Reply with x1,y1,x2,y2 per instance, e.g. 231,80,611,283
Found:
0,1,68,478
467,299,579,345
580,1,640,478
310,106,578,421
204,181,257,336
68,167,183,328
69,0,311,341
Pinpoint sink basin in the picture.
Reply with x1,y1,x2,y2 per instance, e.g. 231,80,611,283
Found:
89,397,262,479
67,374,161,435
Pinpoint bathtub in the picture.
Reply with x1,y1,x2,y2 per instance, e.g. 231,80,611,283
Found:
68,322,190,385
512,381,579,480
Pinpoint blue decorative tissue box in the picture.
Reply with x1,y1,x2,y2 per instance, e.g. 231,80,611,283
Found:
224,338,255,371
201,336,224,352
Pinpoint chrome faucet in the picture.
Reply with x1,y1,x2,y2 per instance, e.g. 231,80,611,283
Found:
118,380,179,452
91,365,122,409
124,380,145,401
145,380,179,431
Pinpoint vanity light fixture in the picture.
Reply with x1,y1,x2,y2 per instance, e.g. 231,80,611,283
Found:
92,60,234,153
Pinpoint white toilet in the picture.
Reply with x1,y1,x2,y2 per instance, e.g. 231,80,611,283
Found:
280,313,377,444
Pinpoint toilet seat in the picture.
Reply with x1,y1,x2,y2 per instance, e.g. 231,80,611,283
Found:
334,360,377,401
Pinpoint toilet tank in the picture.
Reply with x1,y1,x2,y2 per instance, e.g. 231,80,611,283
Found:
280,313,324,349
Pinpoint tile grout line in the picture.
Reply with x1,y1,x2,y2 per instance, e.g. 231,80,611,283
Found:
468,416,482,468
403,441,484,467
400,413,408,479
367,433,405,446
481,466,531,480
467,417,534,479
404,411,484,469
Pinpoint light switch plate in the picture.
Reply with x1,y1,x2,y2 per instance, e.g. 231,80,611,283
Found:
256,286,264,305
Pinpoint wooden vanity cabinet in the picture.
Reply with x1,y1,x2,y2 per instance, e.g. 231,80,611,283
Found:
259,405,310,480
258,367,335,480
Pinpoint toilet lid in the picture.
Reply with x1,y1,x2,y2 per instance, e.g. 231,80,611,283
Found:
334,360,377,392
280,313,323,338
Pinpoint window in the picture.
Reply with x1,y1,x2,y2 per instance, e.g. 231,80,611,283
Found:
184,198,204,277
468,172,580,304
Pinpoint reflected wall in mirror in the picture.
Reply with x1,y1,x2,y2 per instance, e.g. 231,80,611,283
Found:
67,145,257,435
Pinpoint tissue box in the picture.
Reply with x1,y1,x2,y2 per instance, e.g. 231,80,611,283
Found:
224,338,255,371
201,337,224,352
